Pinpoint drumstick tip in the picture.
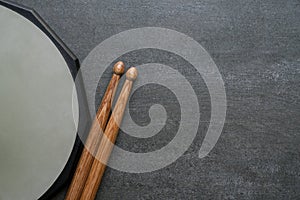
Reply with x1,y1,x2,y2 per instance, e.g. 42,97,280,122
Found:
113,61,125,75
126,67,138,81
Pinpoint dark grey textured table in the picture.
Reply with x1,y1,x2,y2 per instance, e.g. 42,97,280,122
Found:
15,0,300,199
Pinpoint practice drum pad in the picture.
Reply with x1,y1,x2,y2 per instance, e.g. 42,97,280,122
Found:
0,1,89,199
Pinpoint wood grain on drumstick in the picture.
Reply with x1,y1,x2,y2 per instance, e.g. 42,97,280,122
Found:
79,67,138,200
65,61,125,200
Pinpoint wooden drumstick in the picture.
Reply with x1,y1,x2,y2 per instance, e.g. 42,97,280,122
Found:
79,67,138,200
65,61,125,200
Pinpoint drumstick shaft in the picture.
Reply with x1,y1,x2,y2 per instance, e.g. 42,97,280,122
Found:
79,67,138,200
65,62,125,200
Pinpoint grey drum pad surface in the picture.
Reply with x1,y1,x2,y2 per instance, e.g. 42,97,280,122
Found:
0,5,78,200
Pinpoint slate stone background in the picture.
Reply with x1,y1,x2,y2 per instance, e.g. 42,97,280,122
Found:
14,0,300,199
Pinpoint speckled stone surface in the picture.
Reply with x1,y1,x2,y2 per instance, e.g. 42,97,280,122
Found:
13,0,300,199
